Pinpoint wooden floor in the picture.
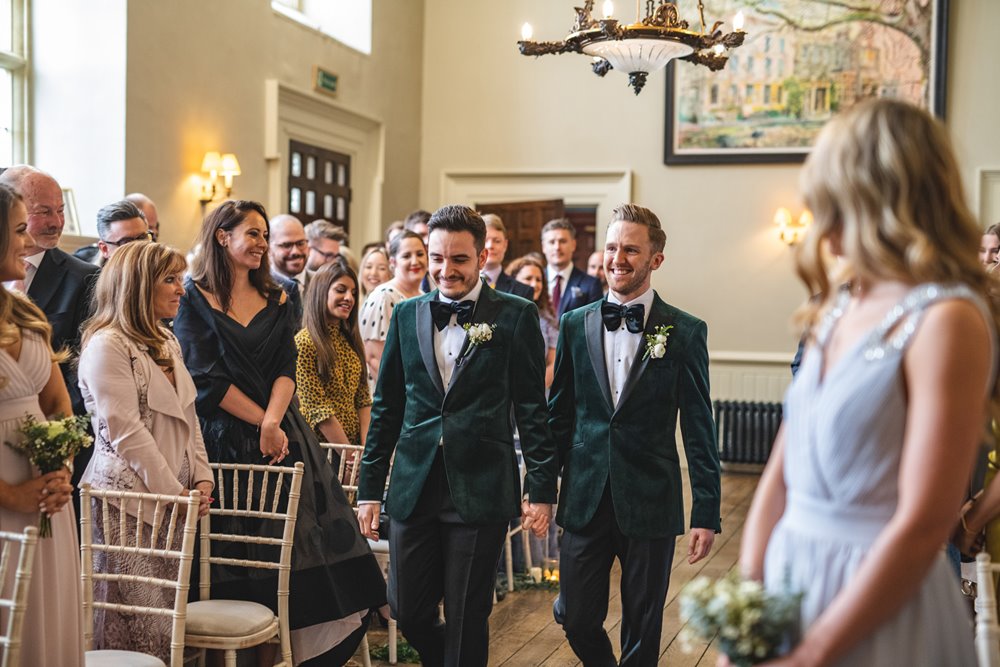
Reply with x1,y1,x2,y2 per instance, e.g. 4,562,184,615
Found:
361,472,760,667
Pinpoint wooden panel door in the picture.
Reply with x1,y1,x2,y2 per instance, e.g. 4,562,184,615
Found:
474,199,564,264
288,139,352,233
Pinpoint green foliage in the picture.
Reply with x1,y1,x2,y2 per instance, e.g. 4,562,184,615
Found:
369,639,422,663
782,77,804,119
6,413,92,473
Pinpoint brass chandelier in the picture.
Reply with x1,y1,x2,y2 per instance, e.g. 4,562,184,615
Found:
518,0,747,95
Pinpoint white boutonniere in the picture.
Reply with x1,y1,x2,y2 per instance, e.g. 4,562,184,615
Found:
643,325,674,360
463,322,496,346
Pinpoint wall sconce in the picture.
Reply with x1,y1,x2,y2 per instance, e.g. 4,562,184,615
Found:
774,207,812,245
199,151,242,207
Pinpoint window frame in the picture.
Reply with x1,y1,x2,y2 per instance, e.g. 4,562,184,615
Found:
0,0,28,165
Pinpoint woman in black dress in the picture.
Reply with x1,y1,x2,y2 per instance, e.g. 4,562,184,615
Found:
173,200,385,666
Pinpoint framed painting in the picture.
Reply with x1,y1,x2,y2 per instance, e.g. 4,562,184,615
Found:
664,0,949,165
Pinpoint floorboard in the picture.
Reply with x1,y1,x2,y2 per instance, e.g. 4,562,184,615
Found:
361,472,760,666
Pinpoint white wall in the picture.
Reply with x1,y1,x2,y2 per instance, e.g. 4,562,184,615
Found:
124,0,424,251
419,0,1000,357
33,0,127,235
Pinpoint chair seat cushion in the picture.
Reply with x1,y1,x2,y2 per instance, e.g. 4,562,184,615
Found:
186,599,276,637
86,650,166,667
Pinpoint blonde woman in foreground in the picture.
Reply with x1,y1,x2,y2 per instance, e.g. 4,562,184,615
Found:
730,99,995,666
0,182,83,666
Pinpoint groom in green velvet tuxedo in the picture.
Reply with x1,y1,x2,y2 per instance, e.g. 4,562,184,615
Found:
357,205,557,667
549,203,722,667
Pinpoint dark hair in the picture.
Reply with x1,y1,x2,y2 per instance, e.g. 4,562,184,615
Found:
541,218,576,239
427,205,486,253
505,254,556,329
191,200,278,313
302,261,365,386
404,209,432,231
610,203,667,253
388,230,424,258
96,199,146,241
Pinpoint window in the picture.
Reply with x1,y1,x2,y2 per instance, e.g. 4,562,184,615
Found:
272,0,372,54
0,0,26,165
288,139,352,232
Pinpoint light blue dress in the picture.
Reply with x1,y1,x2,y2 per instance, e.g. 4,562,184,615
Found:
765,284,986,666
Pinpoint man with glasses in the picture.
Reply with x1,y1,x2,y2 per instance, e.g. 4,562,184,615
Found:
305,219,346,273
96,200,152,262
268,214,307,326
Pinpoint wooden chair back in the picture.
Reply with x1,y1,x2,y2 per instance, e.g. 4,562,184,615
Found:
199,462,304,666
0,526,38,667
80,485,200,667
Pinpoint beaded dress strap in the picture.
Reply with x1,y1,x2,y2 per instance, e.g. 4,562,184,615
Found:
863,283,988,361
814,287,852,348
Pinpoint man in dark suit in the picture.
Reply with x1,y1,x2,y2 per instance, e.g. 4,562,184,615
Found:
481,213,533,300
358,205,557,667
549,204,721,666
542,217,603,317
0,166,99,416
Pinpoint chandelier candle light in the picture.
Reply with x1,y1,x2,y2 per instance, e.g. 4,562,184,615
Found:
519,0,746,94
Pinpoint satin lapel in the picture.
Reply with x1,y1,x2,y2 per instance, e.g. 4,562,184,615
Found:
585,306,614,410
415,295,445,396
446,286,501,396
614,296,673,414
26,250,63,313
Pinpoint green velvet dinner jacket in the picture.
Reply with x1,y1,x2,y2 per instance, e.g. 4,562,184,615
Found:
548,293,722,539
358,284,558,524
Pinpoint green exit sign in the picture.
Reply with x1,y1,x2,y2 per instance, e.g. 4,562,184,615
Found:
313,67,338,97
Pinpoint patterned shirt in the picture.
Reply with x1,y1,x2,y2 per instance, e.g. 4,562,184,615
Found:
294,326,372,445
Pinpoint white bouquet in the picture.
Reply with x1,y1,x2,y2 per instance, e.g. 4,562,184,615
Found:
679,572,801,666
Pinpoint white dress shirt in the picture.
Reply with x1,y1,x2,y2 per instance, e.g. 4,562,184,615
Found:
546,264,573,305
434,278,484,388
3,251,42,293
481,266,501,288
603,287,655,407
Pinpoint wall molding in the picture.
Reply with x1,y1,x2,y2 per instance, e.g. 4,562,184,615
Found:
439,169,632,240
264,80,385,243
978,168,1000,226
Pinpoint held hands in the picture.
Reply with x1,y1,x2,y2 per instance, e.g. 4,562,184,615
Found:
688,527,715,564
358,502,381,541
259,419,289,464
28,470,73,516
521,500,553,538
194,481,214,518
5,470,73,516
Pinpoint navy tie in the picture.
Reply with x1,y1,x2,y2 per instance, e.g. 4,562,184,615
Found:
431,300,475,331
601,302,645,333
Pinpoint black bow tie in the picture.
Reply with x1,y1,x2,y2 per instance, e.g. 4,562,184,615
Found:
601,302,645,334
431,299,475,331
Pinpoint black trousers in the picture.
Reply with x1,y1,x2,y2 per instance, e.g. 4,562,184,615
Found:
554,489,677,667
387,451,507,667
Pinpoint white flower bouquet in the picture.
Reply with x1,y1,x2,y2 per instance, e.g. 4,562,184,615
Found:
6,413,93,537
679,572,801,666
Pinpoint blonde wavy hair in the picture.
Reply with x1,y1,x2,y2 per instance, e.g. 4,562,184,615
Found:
795,98,1000,411
0,184,62,391
81,241,186,372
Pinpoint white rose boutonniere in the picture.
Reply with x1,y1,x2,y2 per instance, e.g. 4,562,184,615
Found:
643,324,674,360
463,322,496,346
